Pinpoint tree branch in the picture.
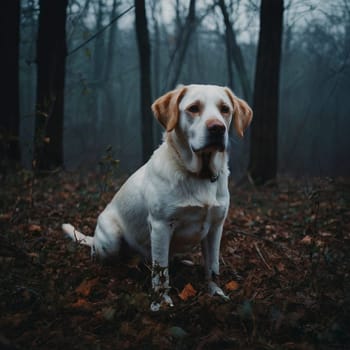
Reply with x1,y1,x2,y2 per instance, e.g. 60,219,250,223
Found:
67,5,134,57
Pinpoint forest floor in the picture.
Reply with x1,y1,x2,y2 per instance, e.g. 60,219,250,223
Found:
0,171,349,350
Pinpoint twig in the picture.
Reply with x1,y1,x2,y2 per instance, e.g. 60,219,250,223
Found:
254,243,272,271
234,230,274,244
67,5,134,56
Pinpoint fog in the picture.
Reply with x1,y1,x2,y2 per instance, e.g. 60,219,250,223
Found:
19,0,350,179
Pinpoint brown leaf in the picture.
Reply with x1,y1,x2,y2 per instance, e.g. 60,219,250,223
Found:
300,235,312,245
179,283,197,301
225,280,239,291
0,212,11,221
28,224,41,232
70,298,91,309
75,277,99,297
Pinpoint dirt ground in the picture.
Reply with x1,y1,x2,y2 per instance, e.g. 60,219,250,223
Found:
1,171,349,349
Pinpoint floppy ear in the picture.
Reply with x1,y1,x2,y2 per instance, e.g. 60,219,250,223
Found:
151,86,187,132
224,87,253,137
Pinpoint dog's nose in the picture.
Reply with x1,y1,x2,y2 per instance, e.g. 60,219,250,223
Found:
206,119,226,136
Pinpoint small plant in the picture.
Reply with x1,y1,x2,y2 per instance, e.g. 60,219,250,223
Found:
98,145,120,193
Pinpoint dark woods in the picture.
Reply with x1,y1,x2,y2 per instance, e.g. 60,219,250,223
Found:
1,0,350,180
1,2,350,349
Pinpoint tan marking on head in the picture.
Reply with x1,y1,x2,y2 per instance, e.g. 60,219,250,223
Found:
224,87,253,137
151,86,188,132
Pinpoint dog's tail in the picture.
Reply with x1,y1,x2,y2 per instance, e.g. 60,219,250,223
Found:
62,223,93,247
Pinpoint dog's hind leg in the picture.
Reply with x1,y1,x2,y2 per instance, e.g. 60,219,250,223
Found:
92,212,124,259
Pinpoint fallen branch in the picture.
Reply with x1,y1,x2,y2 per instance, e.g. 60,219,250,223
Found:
254,243,272,270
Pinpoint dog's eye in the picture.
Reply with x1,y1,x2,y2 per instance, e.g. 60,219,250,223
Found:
221,105,230,114
187,104,200,114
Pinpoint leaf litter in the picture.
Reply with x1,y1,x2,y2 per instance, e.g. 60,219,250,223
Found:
0,172,349,349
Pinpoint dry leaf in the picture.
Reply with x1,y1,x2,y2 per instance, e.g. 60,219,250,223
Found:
319,231,332,237
300,235,312,245
276,262,285,272
70,298,91,309
100,306,116,321
179,283,197,301
225,280,239,291
75,277,99,297
28,224,41,232
0,213,11,221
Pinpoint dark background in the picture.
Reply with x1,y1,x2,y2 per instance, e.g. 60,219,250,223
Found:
2,0,349,180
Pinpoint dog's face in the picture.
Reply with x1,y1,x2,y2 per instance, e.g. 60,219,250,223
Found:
152,84,253,154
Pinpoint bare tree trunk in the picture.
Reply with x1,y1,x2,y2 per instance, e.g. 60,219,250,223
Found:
135,0,154,163
167,0,196,90
0,0,21,170
93,0,104,147
249,0,284,185
34,0,68,171
150,0,160,98
103,0,119,150
218,0,252,102
104,0,118,82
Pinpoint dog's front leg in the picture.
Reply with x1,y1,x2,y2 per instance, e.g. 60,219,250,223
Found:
201,223,229,300
149,219,174,311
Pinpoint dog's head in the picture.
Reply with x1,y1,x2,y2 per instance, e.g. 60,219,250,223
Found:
152,84,252,154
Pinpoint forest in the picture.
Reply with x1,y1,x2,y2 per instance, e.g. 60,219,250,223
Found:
1,0,349,349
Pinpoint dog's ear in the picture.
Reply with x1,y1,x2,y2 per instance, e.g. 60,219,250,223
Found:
152,86,187,132
224,87,253,137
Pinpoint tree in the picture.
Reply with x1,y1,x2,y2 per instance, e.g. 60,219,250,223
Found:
167,0,196,90
33,0,68,171
0,0,21,170
218,0,252,102
249,0,284,185
135,0,154,163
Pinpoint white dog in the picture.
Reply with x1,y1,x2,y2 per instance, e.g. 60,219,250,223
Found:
62,84,252,311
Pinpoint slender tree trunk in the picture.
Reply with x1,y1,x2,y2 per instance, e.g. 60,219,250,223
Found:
104,0,118,82
218,0,252,102
167,0,196,90
34,0,68,171
150,0,160,98
249,0,284,185
135,0,154,163
0,0,21,170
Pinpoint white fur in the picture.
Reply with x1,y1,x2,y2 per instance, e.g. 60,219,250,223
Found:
62,84,251,310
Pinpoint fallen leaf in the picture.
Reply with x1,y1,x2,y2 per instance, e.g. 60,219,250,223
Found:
70,298,91,309
180,259,194,266
100,306,116,321
319,231,332,237
168,326,187,339
179,283,197,301
276,262,285,272
60,192,70,199
28,224,41,232
0,213,11,221
225,280,239,291
300,235,312,245
75,277,99,297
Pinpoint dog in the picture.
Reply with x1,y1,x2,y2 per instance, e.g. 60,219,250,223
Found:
62,84,252,311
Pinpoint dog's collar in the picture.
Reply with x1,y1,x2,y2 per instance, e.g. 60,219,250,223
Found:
197,172,220,182
197,152,220,182
210,173,219,182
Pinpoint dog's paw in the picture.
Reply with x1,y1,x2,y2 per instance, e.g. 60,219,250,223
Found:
208,281,230,301
150,292,174,312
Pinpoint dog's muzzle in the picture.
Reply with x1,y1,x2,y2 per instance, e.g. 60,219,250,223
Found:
192,121,227,153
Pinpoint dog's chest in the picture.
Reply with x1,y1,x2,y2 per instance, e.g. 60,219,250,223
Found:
169,199,226,252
